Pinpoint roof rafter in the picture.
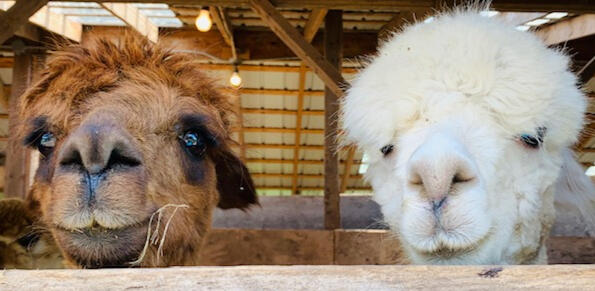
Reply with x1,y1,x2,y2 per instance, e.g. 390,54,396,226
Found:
0,0,49,44
210,6,237,60
52,1,595,13
100,3,159,42
535,14,595,45
249,0,345,97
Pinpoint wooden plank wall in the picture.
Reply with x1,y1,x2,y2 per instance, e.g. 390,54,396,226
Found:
198,229,595,265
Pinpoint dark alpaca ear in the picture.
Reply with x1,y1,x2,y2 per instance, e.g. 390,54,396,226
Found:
214,149,258,209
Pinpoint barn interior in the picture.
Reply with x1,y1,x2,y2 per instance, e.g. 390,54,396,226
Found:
0,0,594,280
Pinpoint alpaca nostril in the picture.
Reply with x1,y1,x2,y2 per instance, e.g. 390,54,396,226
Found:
58,120,142,175
431,196,447,213
105,147,142,171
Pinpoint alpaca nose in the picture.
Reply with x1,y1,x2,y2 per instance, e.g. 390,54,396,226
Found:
58,117,142,175
407,134,476,210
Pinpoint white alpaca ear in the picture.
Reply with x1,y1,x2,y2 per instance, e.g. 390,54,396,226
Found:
553,148,595,236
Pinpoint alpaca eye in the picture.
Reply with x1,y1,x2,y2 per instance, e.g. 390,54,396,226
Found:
180,131,207,158
40,132,56,148
519,127,546,149
380,144,394,156
519,134,541,149
37,132,56,156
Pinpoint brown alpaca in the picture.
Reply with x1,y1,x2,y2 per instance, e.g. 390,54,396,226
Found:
0,198,63,269
15,34,257,268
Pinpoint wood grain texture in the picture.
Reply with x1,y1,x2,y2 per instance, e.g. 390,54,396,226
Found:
323,10,343,229
196,229,595,266
1,265,595,290
56,0,595,13
0,0,48,44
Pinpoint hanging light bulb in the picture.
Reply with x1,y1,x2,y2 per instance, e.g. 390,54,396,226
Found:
229,66,242,88
195,7,212,32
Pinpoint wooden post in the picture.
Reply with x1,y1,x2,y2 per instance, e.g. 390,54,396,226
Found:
323,10,342,230
5,44,34,198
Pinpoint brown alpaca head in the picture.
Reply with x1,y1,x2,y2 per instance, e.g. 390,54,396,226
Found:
17,34,257,268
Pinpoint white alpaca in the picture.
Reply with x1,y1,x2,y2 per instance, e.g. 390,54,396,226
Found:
341,10,595,264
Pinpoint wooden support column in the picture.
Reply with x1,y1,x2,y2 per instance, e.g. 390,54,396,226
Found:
291,64,306,195
5,46,34,198
324,10,342,230
340,146,356,193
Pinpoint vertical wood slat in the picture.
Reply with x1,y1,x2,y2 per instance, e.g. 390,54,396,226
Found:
340,146,356,193
291,63,307,195
5,50,34,198
324,10,342,230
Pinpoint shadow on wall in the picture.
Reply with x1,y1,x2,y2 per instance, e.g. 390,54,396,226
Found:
212,196,387,230
212,195,594,237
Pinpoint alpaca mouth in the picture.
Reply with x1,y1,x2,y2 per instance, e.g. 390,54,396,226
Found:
412,227,493,261
54,222,148,268
418,243,476,259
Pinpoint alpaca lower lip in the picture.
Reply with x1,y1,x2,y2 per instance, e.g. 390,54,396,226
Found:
54,222,148,268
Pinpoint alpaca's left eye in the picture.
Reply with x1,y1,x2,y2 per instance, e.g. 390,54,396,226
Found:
180,131,207,158
37,132,56,156
520,134,540,149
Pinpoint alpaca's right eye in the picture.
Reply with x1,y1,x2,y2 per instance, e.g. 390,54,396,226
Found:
380,144,394,156
180,131,207,159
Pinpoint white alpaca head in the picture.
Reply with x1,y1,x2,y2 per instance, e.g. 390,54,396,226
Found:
342,11,589,264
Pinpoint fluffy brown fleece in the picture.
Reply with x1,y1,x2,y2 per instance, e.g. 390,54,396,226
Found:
16,33,257,268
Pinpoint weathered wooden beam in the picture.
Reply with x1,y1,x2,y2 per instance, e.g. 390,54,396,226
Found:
249,0,345,97
292,64,307,195
303,8,327,43
53,0,595,13
324,10,342,230
5,49,34,198
340,146,356,193
232,90,246,160
0,0,48,44
496,12,545,26
100,3,158,42
578,56,595,85
210,6,237,60
0,1,81,42
535,14,595,46
29,5,82,42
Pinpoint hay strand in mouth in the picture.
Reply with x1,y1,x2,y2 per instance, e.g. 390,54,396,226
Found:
129,203,189,266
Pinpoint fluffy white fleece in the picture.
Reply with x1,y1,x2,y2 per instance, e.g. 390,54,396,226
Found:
341,10,594,264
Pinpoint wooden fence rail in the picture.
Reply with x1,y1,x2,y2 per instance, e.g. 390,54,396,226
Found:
1,265,594,290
